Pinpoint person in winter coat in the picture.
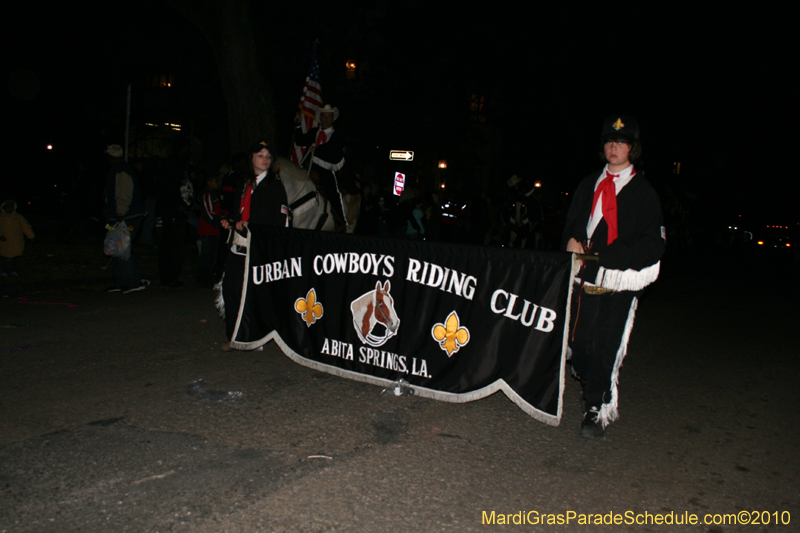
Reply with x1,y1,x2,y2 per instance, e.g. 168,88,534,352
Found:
0,200,35,277
196,173,225,287
105,144,148,293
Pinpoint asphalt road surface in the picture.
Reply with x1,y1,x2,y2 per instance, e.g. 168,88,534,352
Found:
1,244,798,532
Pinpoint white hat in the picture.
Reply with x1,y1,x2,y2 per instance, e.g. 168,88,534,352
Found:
316,104,339,122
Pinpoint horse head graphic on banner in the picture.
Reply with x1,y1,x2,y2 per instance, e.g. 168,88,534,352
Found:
350,280,400,347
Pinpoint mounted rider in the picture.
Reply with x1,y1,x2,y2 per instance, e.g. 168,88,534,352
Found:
294,104,349,227
503,174,544,249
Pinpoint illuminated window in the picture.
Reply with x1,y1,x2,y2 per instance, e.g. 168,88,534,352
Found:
150,73,175,88
345,61,356,80
673,161,681,175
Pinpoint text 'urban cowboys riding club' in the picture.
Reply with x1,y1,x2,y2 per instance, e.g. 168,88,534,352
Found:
231,227,577,425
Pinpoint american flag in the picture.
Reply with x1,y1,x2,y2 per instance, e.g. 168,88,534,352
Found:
291,43,322,165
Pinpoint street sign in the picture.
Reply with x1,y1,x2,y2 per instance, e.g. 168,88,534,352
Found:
390,150,414,161
393,172,406,196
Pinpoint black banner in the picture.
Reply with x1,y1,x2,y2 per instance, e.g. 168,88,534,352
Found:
232,227,577,425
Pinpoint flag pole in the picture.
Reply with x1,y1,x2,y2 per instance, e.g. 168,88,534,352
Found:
289,40,322,166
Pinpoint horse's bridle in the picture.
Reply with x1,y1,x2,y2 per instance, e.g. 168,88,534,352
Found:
363,294,398,347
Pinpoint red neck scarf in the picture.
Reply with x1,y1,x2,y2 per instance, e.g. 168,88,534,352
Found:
315,129,328,146
240,182,253,222
591,170,620,245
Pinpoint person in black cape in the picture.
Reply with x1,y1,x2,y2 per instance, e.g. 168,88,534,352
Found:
219,141,289,351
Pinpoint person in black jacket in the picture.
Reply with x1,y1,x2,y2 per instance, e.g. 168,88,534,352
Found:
562,115,666,439
219,141,289,350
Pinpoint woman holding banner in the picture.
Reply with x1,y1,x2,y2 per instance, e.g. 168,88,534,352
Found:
219,141,289,351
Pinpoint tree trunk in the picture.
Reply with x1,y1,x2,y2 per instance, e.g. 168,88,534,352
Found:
168,0,276,153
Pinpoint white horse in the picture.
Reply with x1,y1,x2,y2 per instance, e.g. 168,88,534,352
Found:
350,280,400,347
277,156,360,232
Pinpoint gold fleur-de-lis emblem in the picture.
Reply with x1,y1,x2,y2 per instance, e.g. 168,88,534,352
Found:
295,289,323,327
431,311,470,357
612,118,625,131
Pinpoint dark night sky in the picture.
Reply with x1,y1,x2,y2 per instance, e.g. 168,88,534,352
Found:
3,0,795,224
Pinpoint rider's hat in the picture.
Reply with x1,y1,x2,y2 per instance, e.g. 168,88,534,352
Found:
316,104,339,122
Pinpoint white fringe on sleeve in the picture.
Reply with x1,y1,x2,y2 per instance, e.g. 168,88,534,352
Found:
595,261,660,292
311,155,345,172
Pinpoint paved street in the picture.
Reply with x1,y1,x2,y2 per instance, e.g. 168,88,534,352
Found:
1,243,798,532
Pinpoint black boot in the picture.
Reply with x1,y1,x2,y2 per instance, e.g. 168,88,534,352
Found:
580,406,606,439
